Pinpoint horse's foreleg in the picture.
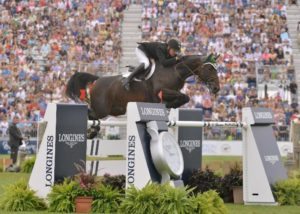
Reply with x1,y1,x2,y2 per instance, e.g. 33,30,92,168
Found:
161,88,190,109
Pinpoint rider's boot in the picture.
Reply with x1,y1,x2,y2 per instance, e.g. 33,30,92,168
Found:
122,63,145,91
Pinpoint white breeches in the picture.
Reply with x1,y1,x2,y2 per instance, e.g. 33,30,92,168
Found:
135,47,150,69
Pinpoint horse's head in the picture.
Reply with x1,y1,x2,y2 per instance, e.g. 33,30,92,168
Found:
180,54,220,95
200,54,220,95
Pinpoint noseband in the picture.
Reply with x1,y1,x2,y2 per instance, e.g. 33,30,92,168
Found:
175,60,217,83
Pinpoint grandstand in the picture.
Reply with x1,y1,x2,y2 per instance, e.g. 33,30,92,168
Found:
0,0,299,143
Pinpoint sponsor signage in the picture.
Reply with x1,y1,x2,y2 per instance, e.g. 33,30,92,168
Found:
252,126,287,184
178,109,202,184
45,135,54,187
179,139,201,153
251,108,274,124
127,135,136,184
55,104,87,182
137,103,168,121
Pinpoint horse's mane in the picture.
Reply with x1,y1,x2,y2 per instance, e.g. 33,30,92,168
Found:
179,55,207,67
182,54,210,63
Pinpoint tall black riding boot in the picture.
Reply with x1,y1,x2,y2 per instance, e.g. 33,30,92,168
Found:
122,63,145,91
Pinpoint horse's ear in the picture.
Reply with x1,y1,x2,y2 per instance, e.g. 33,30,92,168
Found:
205,53,213,63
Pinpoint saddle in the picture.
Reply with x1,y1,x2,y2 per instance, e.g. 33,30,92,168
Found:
125,59,156,81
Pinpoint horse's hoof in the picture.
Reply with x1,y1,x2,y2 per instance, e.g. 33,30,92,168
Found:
87,131,98,139
87,125,100,139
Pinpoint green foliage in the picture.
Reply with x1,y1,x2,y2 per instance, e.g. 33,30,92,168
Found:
21,157,36,173
192,190,228,214
273,178,300,205
119,182,227,214
158,185,194,214
101,173,125,192
92,185,122,213
187,167,222,194
289,170,300,179
119,182,162,214
220,163,243,202
0,180,47,211
47,179,80,213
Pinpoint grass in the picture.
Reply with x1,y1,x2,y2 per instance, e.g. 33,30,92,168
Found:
202,156,242,175
0,172,30,196
87,155,125,161
0,155,9,159
0,156,298,213
226,204,300,214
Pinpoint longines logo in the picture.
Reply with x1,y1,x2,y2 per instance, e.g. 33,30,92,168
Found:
179,140,201,153
45,135,54,187
58,134,85,148
140,107,166,117
127,135,136,184
254,112,273,120
264,155,279,165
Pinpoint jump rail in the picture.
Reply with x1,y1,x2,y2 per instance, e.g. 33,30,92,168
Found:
88,120,246,128
167,121,246,128
88,120,127,127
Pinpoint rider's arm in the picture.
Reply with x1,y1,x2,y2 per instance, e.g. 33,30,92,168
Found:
156,47,178,67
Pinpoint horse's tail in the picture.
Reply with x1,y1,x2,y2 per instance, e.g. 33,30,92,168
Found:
65,72,99,101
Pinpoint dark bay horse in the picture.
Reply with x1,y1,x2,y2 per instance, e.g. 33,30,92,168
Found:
66,54,220,119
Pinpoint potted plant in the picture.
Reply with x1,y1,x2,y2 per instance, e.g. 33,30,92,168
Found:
220,163,243,204
74,162,98,213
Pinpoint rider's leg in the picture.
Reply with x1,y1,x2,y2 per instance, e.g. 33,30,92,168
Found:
122,63,145,90
122,47,150,90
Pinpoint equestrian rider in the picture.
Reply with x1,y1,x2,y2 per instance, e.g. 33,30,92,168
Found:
122,39,182,90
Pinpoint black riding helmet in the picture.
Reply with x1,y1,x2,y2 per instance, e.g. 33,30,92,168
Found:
167,39,181,52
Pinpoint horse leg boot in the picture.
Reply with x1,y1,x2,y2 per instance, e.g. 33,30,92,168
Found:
122,63,145,91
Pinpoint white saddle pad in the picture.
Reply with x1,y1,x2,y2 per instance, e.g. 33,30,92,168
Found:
122,59,156,81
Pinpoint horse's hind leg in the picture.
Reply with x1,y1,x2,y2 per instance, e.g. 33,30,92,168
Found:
161,88,190,109
111,106,127,116
88,109,98,120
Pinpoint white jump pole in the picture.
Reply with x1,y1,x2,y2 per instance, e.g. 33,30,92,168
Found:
88,120,245,128
168,121,246,128
87,120,127,127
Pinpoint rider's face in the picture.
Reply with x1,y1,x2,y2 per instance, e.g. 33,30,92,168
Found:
168,48,176,57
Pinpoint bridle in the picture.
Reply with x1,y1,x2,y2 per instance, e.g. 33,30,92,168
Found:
175,59,217,83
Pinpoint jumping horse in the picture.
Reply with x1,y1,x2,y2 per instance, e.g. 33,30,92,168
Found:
66,54,220,120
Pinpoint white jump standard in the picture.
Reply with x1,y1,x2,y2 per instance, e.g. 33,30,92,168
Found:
29,102,287,206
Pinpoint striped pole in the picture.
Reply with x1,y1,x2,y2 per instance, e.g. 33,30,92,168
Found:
87,120,127,127
167,121,246,128
88,120,245,128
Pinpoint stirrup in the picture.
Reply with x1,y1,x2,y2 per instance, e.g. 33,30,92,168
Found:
124,82,130,91
122,78,131,91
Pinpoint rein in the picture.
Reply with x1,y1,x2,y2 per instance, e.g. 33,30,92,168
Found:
175,59,217,82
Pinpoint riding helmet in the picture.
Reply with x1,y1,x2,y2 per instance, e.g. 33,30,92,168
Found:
167,39,181,51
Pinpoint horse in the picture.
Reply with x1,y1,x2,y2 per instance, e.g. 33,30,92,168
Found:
66,54,220,120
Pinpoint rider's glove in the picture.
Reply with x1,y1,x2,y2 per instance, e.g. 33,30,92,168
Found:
176,54,183,61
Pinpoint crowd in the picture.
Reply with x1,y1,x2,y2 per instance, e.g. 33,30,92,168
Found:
0,0,127,137
141,0,298,141
0,0,298,142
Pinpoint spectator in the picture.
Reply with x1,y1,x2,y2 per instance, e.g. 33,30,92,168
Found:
8,117,23,165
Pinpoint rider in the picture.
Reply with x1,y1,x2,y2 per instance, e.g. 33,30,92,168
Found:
122,39,182,90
